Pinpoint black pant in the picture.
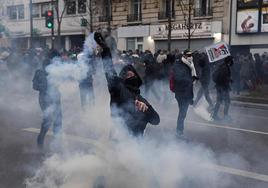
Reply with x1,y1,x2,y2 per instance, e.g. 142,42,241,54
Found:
38,94,62,143
175,96,190,133
79,83,95,109
194,85,213,107
212,87,230,117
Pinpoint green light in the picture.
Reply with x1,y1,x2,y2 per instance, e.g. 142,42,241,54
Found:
47,22,52,28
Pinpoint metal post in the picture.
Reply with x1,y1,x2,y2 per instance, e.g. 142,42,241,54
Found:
29,0,33,48
51,0,54,49
187,0,191,49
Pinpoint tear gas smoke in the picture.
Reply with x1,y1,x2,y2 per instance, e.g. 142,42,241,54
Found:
23,33,234,188
0,33,251,188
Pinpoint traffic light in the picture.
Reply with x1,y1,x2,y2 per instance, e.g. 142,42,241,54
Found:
45,10,54,29
81,18,87,27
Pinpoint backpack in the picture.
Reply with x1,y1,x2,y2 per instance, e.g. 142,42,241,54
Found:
32,69,48,91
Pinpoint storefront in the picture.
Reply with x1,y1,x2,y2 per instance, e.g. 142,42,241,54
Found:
150,21,222,52
230,0,268,54
116,21,223,53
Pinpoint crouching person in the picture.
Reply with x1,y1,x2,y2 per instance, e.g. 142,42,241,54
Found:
94,32,160,137
32,51,62,148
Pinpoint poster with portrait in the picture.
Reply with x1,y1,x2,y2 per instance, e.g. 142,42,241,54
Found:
263,0,268,5
261,7,268,32
237,0,259,8
205,42,230,63
236,9,259,33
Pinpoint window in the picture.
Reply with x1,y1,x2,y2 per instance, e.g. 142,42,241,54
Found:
78,0,86,13
133,0,141,16
7,5,24,20
159,0,175,19
32,4,40,18
67,0,76,15
18,5,24,19
7,6,17,20
99,1,110,22
194,0,212,17
127,38,135,51
127,0,142,22
126,37,143,51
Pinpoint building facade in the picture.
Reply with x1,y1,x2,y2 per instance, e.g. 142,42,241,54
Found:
1,0,231,53
230,0,268,54
92,0,230,53
0,0,90,50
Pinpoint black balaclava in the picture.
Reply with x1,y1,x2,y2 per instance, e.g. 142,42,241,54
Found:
119,65,142,94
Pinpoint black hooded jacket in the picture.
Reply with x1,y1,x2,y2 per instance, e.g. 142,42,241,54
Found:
171,58,194,101
94,32,160,136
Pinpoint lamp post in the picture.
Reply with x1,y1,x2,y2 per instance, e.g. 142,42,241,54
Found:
29,0,33,48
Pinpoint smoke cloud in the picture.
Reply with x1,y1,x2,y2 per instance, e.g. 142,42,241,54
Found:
0,34,251,188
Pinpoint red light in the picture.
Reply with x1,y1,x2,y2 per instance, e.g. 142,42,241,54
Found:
47,11,52,16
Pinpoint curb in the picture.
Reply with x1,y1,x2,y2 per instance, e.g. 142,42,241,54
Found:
232,101,268,110
232,96,268,105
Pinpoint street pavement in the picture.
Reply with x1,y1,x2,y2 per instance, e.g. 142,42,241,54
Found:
1,80,268,187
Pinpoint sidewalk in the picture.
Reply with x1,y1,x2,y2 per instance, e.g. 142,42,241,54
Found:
231,85,268,110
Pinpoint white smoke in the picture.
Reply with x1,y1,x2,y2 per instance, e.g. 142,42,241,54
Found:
23,33,234,188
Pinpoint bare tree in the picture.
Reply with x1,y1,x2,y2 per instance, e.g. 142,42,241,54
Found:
53,0,69,50
177,0,195,49
167,0,172,51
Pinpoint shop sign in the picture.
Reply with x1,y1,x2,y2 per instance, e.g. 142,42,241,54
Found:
151,22,212,39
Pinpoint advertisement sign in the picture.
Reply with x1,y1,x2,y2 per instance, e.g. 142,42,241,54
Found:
237,0,259,8
263,0,268,5
205,42,230,63
236,9,259,33
150,22,212,39
261,7,268,32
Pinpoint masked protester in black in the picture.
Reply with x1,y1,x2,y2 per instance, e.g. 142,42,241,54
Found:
94,32,160,137
212,56,233,122
32,50,62,148
193,53,214,110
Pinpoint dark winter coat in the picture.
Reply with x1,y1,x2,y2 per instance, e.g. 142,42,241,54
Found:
170,58,194,102
213,62,232,91
32,62,61,109
94,32,160,136
198,58,211,88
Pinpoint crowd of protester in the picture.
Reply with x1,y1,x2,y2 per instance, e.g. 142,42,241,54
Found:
1,36,268,143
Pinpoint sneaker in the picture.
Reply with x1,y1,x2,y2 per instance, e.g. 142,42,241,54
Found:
176,130,185,139
223,115,232,122
211,114,221,121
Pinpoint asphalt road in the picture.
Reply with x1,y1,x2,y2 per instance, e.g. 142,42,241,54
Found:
1,76,268,187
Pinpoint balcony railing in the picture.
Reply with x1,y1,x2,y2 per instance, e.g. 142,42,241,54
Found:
127,13,142,22
99,15,111,22
194,7,212,17
158,11,175,20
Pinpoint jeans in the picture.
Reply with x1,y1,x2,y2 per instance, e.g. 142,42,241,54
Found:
79,83,95,109
212,87,230,117
194,85,213,107
175,96,190,133
38,94,62,145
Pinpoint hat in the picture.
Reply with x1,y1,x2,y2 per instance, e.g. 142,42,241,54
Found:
183,49,192,55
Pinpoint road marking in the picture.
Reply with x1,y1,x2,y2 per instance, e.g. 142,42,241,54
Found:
22,128,106,153
187,120,268,136
23,127,268,183
160,116,268,136
208,164,268,183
